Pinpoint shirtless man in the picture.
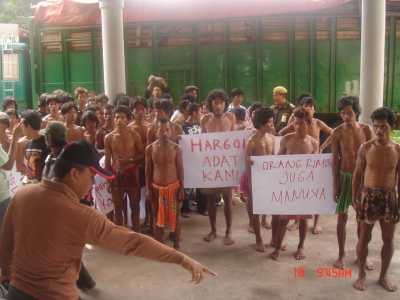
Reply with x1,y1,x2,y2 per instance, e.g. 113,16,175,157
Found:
145,118,184,249
129,97,149,145
81,110,99,145
16,111,49,184
201,89,236,246
270,108,319,260
245,108,275,252
61,102,84,143
75,87,88,125
41,95,63,129
331,97,373,270
128,98,151,227
147,99,183,145
352,107,400,292
105,105,144,230
96,104,114,151
280,96,332,234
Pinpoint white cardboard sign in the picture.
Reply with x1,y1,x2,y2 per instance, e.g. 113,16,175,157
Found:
180,130,252,188
251,153,336,215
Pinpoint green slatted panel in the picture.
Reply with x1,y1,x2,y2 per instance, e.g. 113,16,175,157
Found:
198,45,225,101
294,40,311,101
69,51,94,92
262,42,289,106
126,48,153,96
314,40,330,112
228,44,257,105
392,37,400,111
159,46,193,101
335,40,360,107
43,52,64,92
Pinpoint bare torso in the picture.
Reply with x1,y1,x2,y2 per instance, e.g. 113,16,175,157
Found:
334,123,371,172
279,133,319,155
280,118,331,142
129,121,149,146
65,124,84,143
42,113,63,128
150,140,180,185
363,140,400,189
106,129,140,171
246,132,275,171
201,113,235,133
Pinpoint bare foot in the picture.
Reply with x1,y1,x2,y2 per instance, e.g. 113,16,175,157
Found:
353,277,366,291
378,277,398,292
333,258,345,269
223,235,235,246
268,242,286,251
173,243,180,250
203,232,217,242
248,226,255,234
255,242,265,252
294,248,306,260
353,259,375,271
287,221,299,231
269,250,280,260
312,225,322,234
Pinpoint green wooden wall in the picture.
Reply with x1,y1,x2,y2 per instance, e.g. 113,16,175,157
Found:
34,16,400,113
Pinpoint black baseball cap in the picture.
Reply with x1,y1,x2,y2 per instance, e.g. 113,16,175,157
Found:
58,140,114,180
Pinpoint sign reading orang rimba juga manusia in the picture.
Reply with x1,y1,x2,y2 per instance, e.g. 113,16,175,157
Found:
251,154,336,215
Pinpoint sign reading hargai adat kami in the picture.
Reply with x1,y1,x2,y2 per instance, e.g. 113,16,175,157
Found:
180,130,253,188
251,154,336,215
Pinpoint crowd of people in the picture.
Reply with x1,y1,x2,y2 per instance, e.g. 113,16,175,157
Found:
0,74,398,298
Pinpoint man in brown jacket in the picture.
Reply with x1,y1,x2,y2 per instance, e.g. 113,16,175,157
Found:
0,140,214,300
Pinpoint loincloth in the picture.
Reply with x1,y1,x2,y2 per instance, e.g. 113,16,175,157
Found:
152,181,180,231
336,171,353,214
111,164,139,190
357,187,399,224
138,164,145,188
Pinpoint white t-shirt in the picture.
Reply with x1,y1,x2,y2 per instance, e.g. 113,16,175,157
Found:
0,145,10,202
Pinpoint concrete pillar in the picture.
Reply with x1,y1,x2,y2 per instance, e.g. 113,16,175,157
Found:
359,0,386,124
99,0,126,104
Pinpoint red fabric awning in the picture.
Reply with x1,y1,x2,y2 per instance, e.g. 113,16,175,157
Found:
34,0,353,27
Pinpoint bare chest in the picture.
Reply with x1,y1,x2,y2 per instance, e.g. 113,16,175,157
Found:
111,133,136,155
286,138,314,155
152,144,176,165
204,116,232,133
366,145,399,171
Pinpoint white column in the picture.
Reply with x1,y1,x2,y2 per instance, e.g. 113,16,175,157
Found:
359,0,386,124
99,0,126,104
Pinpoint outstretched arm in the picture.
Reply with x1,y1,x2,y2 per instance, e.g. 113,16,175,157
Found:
318,120,333,136
86,211,217,284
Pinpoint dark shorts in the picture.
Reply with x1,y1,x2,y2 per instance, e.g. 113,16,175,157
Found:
357,187,400,224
